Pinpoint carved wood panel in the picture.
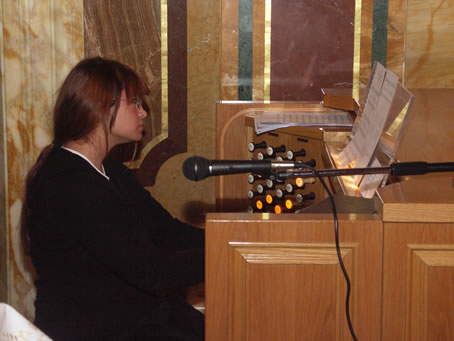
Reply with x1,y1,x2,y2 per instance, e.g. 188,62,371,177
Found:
228,242,357,341
383,222,454,341
405,246,454,341
206,214,382,341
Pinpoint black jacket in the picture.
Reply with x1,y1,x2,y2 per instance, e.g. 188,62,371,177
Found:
28,146,205,340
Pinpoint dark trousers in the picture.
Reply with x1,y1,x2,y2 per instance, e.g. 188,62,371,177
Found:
118,298,204,341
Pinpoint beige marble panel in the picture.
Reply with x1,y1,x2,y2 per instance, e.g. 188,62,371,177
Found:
386,0,407,83
0,0,6,306
150,0,221,227
187,0,221,159
84,1,163,144
405,0,454,87
1,0,83,320
359,0,374,99
221,0,239,100
252,0,265,101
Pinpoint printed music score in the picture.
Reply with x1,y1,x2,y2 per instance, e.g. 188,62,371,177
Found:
253,110,353,134
338,62,398,175
328,62,413,198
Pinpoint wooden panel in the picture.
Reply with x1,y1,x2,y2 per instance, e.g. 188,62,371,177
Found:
406,247,454,341
395,89,454,163
382,222,454,341
228,243,355,341
206,213,382,341
377,175,454,223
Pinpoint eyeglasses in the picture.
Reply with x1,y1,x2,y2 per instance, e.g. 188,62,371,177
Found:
119,98,143,111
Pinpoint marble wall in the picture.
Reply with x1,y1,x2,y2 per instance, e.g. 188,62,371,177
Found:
405,0,454,87
1,0,452,322
221,0,370,102
83,0,220,225
0,0,220,320
1,0,84,320
220,0,454,103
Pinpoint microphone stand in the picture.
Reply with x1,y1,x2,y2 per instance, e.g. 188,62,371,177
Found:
276,161,454,180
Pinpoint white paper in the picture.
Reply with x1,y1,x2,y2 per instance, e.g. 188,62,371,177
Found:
359,158,386,198
254,111,353,134
353,70,398,185
338,62,387,167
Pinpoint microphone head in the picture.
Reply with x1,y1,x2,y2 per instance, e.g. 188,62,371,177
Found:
182,156,211,181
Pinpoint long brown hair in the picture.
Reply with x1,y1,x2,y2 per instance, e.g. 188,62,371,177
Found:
21,56,150,254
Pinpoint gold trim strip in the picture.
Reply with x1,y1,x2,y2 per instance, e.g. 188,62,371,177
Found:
353,0,362,101
161,0,169,134
264,0,272,102
132,132,168,168
135,0,169,167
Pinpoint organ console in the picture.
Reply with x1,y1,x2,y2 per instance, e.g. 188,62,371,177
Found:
246,190,258,200
285,183,298,193
254,199,264,211
247,174,262,184
266,144,286,156
273,204,283,214
255,184,265,194
235,129,321,214
296,191,315,204
299,176,316,185
210,89,454,340
264,194,274,205
275,188,285,199
301,158,316,167
247,140,266,152
256,151,273,160
286,148,306,159
265,179,275,189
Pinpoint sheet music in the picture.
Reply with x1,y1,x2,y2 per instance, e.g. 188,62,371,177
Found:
353,70,398,185
359,158,386,198
254,111,352,134
338,63,387,167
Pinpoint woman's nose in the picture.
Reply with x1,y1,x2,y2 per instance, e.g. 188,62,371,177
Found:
138,107,147,118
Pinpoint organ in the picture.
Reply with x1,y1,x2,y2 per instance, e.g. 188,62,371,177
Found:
207,87,454,340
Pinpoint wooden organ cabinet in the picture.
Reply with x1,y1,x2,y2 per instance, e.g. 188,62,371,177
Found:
207,90,454,341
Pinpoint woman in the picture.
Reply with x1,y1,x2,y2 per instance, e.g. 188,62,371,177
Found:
21,57,205,340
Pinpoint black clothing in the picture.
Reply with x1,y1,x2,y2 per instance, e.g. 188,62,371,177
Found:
28,146,205,340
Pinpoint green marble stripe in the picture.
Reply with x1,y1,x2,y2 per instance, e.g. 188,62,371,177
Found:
372,0,389,67
238,0,253,100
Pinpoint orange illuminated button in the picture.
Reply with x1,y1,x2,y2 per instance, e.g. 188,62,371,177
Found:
274,205,282,214
266,194,273,204
296,177,304,187
285,199,293,210
256,200,264,210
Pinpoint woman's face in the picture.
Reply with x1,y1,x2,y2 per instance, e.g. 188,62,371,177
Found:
110,90,147,146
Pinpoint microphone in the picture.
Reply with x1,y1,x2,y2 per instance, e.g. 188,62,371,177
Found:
182,156,304,181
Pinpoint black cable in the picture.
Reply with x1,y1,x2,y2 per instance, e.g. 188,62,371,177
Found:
299,164,358,341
